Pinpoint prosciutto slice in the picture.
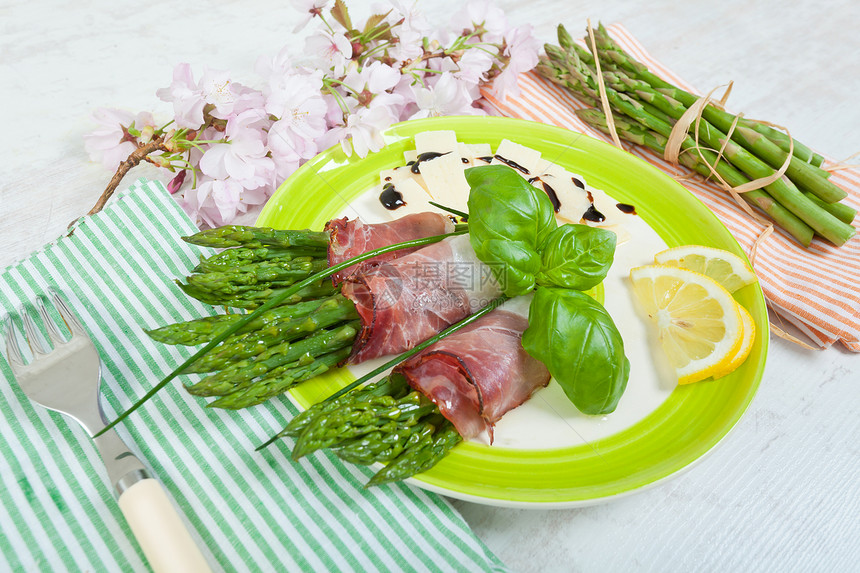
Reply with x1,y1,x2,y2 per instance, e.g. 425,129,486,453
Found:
341,234,502,364
394,301,550,442
326,212,454,284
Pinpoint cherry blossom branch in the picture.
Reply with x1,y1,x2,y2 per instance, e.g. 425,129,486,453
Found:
69,136,172,229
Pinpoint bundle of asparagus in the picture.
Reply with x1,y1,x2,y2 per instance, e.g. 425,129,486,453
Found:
144,225,466,485
263,374,462,487
537,23,857,248
148,226,357,409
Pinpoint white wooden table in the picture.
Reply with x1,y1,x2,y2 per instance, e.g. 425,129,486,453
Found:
2,1,858,571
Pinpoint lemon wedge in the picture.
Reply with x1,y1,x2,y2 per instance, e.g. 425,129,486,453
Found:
654,245,757,293
630,265,744,384
712,304,755,379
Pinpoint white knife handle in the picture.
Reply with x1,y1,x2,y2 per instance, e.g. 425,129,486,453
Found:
117,477,212,573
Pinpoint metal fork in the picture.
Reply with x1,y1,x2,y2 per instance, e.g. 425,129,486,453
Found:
4,291,211,573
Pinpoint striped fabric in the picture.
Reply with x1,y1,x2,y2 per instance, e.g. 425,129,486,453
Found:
0,179,508,573
481,23,860,351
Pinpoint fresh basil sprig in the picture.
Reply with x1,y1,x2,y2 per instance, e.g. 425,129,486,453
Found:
465,164,630,415
466,165,557,296
522,287,630,415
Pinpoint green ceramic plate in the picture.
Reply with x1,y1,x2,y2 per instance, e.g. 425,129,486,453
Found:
257,116,768,508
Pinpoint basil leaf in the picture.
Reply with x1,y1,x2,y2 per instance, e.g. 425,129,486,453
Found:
465,165,557,248
480,239,541,296
536,224,617,290
522,286,629,415
466,165,557,296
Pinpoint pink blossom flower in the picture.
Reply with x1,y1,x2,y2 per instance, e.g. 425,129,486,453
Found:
264,70,328,151
199,110,274,188
181,177,268,228
453,48,496,98
410,72,481,118
84,108,156,170
492,25,540,100
385,1,432,63
156,64,207,129
304,30,352,77
290,0,332,33
324,100,394,158
454,0,508,43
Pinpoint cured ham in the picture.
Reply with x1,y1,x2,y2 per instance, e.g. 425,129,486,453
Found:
341,234,502,364
326,212,454,284
394,299,551,442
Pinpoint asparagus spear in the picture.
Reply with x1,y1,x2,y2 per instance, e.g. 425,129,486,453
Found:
183,295,359,373
185,321,359,396
576,108,816,246
291,391,438,460
176,279,336,309
208,347,353,409
274,375,411,443
541,36,855,246
182,225,330,249
185,258,329,296
194,246,327,273
145,295,349,346
588,24,840,200
366,418,463,487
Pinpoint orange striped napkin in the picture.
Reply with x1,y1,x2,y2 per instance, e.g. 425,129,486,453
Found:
481,23,860,352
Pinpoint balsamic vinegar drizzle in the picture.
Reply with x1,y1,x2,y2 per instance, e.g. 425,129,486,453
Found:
582,204,606,223
477,156,494,163
572,177,586,189
379,183,406,210
616,203,637,215
528,176,561,213
492,154,530,175
410,151,449,173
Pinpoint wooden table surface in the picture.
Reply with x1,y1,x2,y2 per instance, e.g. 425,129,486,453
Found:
2,1,858,571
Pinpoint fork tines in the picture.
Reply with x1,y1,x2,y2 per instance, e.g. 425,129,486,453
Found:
4,291,79,368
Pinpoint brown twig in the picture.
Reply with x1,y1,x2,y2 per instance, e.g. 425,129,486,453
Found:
68,136,171,232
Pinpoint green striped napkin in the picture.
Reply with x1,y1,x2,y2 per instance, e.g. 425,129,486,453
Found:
0,179,509,573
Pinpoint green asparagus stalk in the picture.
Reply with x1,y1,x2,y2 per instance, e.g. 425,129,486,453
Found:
366,418,463,487
292,391,437,460
145,294,349,346
576,108,816,246
176,279,336,309
741,120,825,167
182,225,331,249
588,24,842,202
278,375,411,441
182,295,359,373
186,320,360,396
208,347,353,409
194,246,327,273
185,258,329,295
541,36,855,246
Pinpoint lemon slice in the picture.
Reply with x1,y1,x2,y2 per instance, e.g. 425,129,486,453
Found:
654,245,757,293
630,265,744,384
713,304,755,379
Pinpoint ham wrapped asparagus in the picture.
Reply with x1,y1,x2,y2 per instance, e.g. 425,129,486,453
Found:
394,299,550,442
341,234,503,364
326,212,455,285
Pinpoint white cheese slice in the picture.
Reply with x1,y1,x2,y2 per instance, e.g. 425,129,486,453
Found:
491,139,542,178
532,161,592,224
418,151,470,214
459,143,493,167
466,143,492,157
414,130,459,155
403,150,418,163
379,177,442,218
